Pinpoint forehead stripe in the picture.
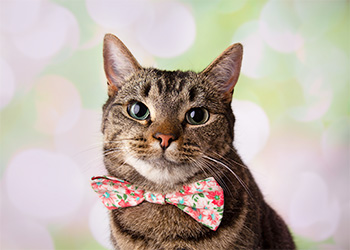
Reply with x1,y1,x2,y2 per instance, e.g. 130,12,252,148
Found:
156,79,163,94
189,87,197,102
143,83,151,97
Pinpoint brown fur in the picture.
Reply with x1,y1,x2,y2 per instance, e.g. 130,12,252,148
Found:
100,34,295,250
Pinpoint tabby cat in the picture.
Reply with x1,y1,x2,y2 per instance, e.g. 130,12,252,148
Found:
96,33,295,249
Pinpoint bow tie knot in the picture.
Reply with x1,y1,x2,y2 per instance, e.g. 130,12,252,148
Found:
144,192,166,204
91,176,224,231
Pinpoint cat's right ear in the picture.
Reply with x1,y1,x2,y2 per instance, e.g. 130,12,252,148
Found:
200,43,243,103
103,34,142,96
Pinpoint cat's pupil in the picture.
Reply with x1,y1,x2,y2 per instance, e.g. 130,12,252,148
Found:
128,102,150,120
190,109,202,121
133,103,144,116
186,108,209,125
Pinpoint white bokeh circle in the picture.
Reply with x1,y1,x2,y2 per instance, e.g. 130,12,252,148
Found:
12,2,79,59
321,117,349,167
294,0,347,40
1,216,54,250
233,20,271,79
34,75,82,135
218,0,247,13
54,109,107,178
291,43,349,122
259,0,303,53
86,0,146,29
5,149,85,222
136,1,196,58
0,0,43,35
232,99,270,163
334,202,350,249
0,58,16,109
289,75,333,122
296,44,349,89
289,172,340,241
89,201,113,249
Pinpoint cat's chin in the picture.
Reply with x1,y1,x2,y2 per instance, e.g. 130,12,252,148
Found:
125,155,199,185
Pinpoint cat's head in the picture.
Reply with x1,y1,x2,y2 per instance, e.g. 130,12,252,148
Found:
101,34,242,188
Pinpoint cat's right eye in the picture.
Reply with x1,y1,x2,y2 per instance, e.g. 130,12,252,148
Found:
185,107,209,125
127,102,150,120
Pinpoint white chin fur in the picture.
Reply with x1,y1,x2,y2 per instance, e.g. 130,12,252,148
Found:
125,155,188,185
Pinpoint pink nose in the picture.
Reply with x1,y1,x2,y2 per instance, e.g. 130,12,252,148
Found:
153,133,176,149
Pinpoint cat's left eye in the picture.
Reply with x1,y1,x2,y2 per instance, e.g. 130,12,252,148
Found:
127,102,150,120
186,107,209,125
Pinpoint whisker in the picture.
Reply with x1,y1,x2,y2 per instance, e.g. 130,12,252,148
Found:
211,150,248,170
103,148,122,156
77,153,107,175
104,137,146,144
70,143,104,162
185,156,209,177
181,148,235,199
202,155,252,198
198,158,234,199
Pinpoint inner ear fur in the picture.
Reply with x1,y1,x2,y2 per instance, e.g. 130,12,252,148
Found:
201,43,243,102
103,34,142,96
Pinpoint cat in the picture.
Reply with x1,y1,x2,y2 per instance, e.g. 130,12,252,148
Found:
95,33,295,250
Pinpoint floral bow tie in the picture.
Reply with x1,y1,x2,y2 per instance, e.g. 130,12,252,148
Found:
91,176,224,231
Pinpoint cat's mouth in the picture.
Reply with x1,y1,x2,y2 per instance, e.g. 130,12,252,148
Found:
131,141,187,165
121,140,202,184
142,151,186,169
125,154,199,185
124,141,202,182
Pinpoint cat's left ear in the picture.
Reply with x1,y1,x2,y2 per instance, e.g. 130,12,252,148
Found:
201,43,243,103
103,34,142,96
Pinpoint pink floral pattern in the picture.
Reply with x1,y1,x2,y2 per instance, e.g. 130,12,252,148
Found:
91,176,224,231
165,177,224,230
206,190,224,207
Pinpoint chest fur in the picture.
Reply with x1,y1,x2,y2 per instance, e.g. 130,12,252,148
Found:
108,193,256,250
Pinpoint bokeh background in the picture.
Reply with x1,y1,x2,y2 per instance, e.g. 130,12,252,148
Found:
0,0,349,249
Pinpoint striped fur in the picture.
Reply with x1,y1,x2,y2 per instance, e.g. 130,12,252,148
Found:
100,34,295,250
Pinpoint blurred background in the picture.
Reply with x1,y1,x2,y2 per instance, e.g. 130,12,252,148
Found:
0,0,349,249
